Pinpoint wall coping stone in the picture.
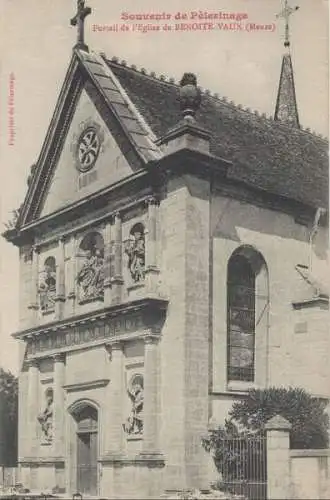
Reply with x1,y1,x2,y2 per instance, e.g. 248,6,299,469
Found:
265,414,292,431
290,448,330,458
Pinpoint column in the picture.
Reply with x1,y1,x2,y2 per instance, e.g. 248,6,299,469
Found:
145,197,160,294
27,359,39,455
103,220,112,304
265,415,292,500
105,342,124,455
28,246,39,325
67,234,77,308
55,238,65,319
53,354,65,457
145,197,158,269
111,213,124,305
141,335,161,456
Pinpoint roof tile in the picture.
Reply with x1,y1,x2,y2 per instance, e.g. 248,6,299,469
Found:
108,61,329,208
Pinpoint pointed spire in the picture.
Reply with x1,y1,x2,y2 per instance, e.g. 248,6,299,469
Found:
274,0,300,128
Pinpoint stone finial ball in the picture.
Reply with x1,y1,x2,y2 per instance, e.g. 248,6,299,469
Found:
179,72,197,87
179,72,201,118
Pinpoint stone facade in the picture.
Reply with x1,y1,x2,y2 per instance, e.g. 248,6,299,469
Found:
4,47,329,499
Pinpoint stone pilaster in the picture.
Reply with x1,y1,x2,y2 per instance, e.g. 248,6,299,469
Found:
265,415,292,500
105,341,124,455
145,197,160,294
67,235,77,303
55,238,65,319
28,246,39,325
27,359,39,454
141,335,161,456
111,213,124,305
103,219,112,304
53,354,65,457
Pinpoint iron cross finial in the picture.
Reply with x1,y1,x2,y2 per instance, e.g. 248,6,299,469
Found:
276,0,299,48
70,0,92,51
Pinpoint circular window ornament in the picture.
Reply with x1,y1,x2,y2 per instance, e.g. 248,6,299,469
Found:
76,127,100,172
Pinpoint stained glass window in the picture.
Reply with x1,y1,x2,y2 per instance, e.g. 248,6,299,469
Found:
227,254,256,382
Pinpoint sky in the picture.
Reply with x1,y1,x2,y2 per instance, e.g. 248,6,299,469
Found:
0,0,328,373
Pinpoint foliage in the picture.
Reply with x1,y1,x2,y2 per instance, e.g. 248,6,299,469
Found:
0,367,18,466
202,387,329,496
229,387,329,449
202,419,266,496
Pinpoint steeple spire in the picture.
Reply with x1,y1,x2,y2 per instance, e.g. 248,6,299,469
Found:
274,0,300,128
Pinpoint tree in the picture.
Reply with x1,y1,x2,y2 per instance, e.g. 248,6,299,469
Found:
202,387,329,496
0,368,18,466
229,387,329,449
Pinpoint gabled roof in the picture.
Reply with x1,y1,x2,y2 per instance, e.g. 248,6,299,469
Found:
13,49,162,230
77,51,161,162
106,58,328,209
3,48,329,242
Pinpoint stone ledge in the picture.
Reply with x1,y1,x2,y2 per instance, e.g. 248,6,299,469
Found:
63,378,110,392
99,452,165,468
161,489,244,499
19,457,65,465
290,448,330,458
78,295,104,305
127,282,146,292
292,296,329,310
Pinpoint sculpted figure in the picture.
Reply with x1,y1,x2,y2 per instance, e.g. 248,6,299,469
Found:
123,378,144,435
125,228,145,283
38,388,53,443
77,247,104,299
39,260,56,312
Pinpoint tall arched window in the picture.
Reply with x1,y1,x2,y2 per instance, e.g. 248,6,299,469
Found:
227,246,269,383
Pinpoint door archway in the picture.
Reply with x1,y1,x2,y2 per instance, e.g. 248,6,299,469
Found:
74,404,98,496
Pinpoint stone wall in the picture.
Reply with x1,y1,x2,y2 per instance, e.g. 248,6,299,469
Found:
290,450,330,499
211,191,329,424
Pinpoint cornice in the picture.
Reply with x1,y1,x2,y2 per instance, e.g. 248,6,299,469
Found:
19,457,65,465
99,452,165,467
13,296,168,340
148,147,231,179
148,147,327,225
292,296,329,310
5,169,157,246
63,378,110,392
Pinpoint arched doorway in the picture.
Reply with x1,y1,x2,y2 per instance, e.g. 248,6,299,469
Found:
75,405,98,496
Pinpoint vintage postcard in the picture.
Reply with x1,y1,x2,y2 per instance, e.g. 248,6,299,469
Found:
0,0,329,499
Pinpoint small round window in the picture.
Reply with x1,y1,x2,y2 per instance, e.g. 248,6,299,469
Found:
76,127,100,172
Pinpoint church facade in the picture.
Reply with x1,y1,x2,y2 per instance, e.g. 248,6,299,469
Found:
3,3,329,498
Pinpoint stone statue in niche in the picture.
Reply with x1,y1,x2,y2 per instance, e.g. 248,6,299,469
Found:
123,374,144,435
38,387,53,443
77,247,104,300
125,224,145,283
39,257,56,312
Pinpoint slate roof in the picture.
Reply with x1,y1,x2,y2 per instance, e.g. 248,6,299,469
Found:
105,58,329,209
78,51,162,162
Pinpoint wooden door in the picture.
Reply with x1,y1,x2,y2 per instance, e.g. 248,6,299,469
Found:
76,407,98,495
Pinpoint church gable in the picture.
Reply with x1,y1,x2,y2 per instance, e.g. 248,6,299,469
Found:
40,86,132,218
18,49,162,226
